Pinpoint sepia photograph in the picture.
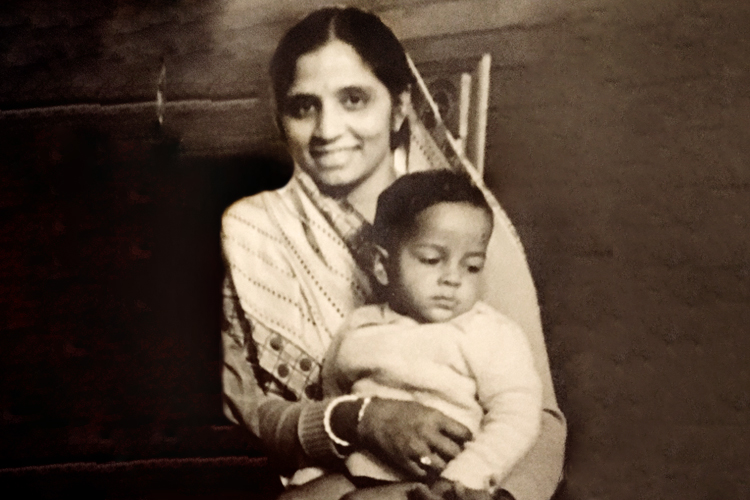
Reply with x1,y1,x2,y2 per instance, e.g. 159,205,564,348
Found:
1,1,748,499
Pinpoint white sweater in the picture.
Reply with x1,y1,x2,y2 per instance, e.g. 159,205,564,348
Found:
322,301,543,491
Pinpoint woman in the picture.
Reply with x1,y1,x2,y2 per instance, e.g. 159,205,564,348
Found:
221,7,565,500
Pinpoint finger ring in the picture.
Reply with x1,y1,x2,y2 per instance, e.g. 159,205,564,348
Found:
419,455,433,467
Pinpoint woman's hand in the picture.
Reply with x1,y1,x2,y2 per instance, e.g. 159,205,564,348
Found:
357,398,472,479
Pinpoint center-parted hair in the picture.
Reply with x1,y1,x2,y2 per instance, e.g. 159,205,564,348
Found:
269,6,415,148
270,7,414,109
371,169,493,252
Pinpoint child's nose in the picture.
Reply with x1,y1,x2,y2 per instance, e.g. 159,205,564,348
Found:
439,264,461,286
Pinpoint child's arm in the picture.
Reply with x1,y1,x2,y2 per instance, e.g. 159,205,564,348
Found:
440,306,543,493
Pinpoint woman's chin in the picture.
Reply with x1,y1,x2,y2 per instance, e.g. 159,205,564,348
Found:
313,170,352,188
310,172,361,198
303,163,365,194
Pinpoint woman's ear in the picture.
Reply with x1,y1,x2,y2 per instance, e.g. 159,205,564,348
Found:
391,87,411,133
274,114,287,142
372,245,390,287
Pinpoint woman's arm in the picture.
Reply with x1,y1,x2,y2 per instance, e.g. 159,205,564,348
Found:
221,273,342,473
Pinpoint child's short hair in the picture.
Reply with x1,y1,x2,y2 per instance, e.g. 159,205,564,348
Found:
371,169,493,251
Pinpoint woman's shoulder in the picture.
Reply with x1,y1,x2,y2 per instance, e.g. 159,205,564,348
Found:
221,183,294,233
220,187,298,277
221,194,268,240
222,189,274,220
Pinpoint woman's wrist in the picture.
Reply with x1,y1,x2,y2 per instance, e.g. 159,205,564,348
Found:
326,395,367,450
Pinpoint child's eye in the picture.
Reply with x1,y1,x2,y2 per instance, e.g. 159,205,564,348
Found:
419,257,440,266
464,258,485,274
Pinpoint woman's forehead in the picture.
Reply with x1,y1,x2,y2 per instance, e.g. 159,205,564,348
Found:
288,39,385,95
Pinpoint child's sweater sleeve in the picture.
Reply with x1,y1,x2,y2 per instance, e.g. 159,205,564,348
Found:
440,306,543,492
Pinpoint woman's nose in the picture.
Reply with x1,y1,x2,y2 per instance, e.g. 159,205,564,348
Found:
313,102,343,140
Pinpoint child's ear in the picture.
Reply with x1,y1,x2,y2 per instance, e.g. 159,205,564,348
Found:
372,245,390,287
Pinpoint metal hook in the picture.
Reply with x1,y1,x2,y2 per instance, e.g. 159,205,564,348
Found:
156,59,166,126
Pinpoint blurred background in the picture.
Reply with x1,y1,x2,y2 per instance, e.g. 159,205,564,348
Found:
1,1,748,498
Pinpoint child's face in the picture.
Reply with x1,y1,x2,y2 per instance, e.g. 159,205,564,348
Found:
385,202,493,323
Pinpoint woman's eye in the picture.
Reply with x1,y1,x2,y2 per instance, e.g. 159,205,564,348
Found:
467,265,482,274
340,89,369,109
284,96,318,118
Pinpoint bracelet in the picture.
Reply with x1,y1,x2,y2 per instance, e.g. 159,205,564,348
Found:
357,396,373,424
323,394,361,448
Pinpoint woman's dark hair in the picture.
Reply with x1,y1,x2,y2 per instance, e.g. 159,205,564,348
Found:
371,169,493,252
269,6,414,108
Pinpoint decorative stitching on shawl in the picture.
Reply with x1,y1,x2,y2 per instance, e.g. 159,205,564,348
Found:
304,217,368,301
295,171,369,245
301,217,349,252
284,213,367,300
230,263,301,308
225,213,287,247
252,319,323,402
287,185,366,300
230,263,316,332
272,217,347,323
223,233,297,279
295,171,375,286
226,200,365,300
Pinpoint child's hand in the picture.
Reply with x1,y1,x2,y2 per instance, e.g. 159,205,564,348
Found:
451,483,493,500
427,479,493,500
429,478,455,498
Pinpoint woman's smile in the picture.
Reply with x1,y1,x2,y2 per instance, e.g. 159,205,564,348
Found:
309,144,362,168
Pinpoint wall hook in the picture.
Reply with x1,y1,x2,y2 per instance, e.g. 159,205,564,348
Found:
156,59,167,126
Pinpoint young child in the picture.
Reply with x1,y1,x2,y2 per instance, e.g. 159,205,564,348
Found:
294,170,542,499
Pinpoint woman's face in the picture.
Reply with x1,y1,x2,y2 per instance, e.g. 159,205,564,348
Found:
279,39,405,194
